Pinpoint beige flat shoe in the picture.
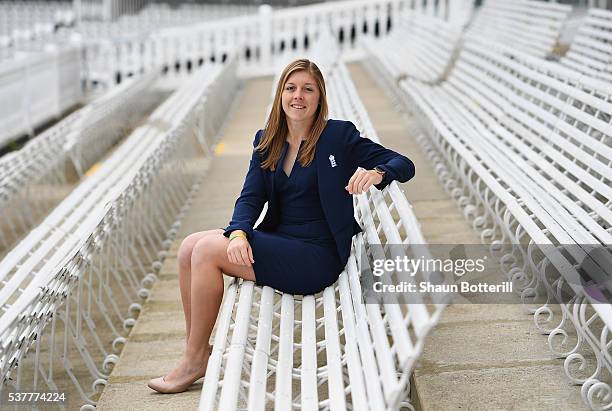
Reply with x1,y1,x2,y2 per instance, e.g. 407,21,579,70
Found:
148,346,212,394
147,372,204,394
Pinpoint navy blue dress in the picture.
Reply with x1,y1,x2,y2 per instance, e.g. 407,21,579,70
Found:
248,141,344,295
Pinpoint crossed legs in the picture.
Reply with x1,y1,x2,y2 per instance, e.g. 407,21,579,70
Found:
148,229,256,393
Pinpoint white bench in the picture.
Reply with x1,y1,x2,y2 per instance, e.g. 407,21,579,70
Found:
561,8,612,84
466,0,572,58
0,71,158,258
363,12,462,85
199,54,445,410
399,39,612,410
0,59,238,408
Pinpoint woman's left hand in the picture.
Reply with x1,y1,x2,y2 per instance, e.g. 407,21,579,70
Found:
345,168,383,195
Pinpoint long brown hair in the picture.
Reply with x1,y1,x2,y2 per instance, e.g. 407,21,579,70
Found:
256,59,329,170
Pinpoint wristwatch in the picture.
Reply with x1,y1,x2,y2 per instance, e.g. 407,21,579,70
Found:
373,167,386,177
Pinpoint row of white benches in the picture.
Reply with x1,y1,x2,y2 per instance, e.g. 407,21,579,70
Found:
363,0,577,88
363,3,612,409
0,59,239,408
0,70,158,258
379,32,612,411
199,33,445,411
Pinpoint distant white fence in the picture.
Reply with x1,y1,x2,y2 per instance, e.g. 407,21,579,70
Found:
83,0,474,86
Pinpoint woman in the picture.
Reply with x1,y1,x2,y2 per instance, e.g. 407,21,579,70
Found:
147,59,415,394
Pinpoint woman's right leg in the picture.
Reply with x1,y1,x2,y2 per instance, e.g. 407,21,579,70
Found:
177,229,224,343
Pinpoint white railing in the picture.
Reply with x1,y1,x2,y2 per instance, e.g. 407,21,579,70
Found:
83,0,473,86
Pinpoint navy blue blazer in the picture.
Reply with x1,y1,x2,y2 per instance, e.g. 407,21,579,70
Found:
224,119,415,265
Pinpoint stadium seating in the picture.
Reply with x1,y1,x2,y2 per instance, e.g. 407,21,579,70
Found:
397,37,611,411
0,58,239,406
0,71,158,258
5,0,608,408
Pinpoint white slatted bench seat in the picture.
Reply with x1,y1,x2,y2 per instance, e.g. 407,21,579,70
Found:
0,60,238,406
199,58,446,410
561,8,612,84
399,41,611,409
0,71,158,258
452,45,612,244
466,0,571,58
402,41,612,314
362,12,461,85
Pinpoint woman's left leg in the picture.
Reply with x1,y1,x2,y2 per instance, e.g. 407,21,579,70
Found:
148,232,256,393
176,229,224,344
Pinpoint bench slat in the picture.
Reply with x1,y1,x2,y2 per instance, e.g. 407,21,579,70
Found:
218,281,255,410
300,295,318,411
274,293,294,410
247,286,275,410
199,281,239,410
322,286,348,411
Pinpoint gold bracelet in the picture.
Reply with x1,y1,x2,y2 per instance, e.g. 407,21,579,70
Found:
229,232,247,242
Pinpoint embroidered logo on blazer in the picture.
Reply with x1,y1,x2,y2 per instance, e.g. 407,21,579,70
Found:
329,155,337,168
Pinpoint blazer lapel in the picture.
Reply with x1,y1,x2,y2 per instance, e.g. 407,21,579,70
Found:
316,126,338,232
271,141,289,195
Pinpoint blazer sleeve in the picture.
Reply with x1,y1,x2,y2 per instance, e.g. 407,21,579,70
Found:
224,130,268,239
344,121,415,190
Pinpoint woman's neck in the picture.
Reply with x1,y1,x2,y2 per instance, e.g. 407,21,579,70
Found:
286,118,313,145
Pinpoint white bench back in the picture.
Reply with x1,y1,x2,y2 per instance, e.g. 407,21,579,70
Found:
467,0,572,58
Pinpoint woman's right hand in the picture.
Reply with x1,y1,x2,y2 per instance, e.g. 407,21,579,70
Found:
227,234,255,267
